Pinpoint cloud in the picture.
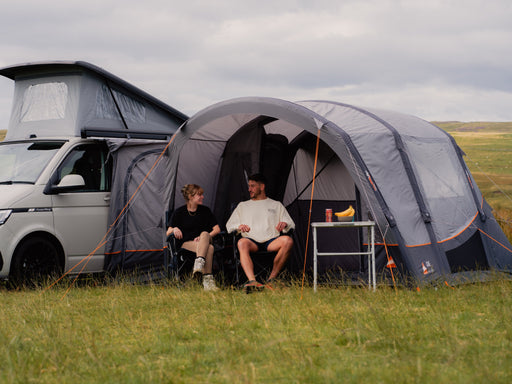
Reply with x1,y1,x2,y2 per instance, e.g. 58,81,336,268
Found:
1,0,511,123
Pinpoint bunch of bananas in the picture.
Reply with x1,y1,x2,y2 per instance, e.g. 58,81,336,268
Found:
335,205,355,217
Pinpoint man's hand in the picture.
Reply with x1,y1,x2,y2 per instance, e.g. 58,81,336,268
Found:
238,224,251,233
276,222,288,232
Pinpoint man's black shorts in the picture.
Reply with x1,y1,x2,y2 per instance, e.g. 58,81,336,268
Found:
247,237,278,252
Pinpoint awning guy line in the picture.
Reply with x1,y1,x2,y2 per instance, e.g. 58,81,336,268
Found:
301,128,321,299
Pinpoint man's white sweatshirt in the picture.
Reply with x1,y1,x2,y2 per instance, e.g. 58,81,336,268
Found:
226,198,295,243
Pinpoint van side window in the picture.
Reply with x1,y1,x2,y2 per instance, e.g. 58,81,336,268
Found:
57,144,111,192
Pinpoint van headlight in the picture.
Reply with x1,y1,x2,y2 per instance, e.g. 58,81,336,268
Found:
0,210,12,225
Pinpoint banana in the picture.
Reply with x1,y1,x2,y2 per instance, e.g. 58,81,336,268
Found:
335,205,355,217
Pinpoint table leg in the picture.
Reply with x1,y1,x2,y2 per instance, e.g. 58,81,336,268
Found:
367,227,371,290
313,226,318,293
371,225,376,291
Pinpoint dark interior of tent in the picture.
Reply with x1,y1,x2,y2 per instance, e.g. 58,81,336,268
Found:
204,115,373,282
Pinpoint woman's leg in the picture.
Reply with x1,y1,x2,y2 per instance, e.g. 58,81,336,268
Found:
181,232,214,274
197,232,214,274
204,243,214,274
181,232,218,291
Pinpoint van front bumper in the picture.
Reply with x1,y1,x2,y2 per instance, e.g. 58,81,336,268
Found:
0,224,15,278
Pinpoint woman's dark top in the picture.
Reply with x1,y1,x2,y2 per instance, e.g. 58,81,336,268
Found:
169,205,218,247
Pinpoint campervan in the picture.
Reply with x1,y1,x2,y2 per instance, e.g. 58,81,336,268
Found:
0,61,186,284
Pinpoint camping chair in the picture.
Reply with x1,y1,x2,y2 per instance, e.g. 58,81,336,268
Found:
165,233,195,280
163,209,199,280
229,229,294,286
165,232,229,280
164,208,238,282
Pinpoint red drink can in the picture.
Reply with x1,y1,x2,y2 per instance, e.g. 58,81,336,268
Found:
325,208,332,222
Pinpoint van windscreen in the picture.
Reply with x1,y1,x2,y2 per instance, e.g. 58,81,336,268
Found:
0,141,64,184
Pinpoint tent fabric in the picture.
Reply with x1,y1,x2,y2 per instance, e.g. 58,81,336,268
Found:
0,61,187,141
104,139,171,274
164,97,512,283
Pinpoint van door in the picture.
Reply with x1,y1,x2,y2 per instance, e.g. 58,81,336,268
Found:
51,142,112,273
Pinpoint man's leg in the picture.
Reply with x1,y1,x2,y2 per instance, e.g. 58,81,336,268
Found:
237,237,259,281
266,235,294,280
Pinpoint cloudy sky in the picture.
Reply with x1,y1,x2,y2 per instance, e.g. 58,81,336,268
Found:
1,0,511,125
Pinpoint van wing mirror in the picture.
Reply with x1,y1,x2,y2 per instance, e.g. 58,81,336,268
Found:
44,174,85,194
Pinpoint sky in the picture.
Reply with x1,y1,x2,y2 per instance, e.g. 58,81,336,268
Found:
1,0,511,126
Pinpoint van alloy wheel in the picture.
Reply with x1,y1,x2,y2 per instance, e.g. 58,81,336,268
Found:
10,237,62,287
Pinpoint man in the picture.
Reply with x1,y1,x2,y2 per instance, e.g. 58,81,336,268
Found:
226,173,295,291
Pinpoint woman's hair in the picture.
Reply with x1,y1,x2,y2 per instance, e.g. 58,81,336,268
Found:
181,184,204,201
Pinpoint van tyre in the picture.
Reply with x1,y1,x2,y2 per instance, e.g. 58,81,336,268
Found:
10,236,62,287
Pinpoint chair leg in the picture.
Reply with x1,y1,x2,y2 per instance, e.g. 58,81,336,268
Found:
232,235,240,286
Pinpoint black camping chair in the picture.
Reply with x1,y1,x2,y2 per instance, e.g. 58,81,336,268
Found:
229,229,294,286
164,209,231,280
165,233,195,280
165,231,229,280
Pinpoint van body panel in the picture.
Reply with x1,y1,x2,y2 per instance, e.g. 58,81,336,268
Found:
0,184,36,208
52,192,109,273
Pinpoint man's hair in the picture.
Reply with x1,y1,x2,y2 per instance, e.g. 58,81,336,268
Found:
248,173,267,185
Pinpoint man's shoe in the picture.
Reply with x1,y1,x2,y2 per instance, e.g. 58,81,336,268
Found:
243,280,264,293
203,274,219,292
264,279,275,291
264,278,284,291
192,257,205,278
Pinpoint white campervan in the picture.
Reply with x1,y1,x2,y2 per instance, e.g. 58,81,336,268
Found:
0,61,186,284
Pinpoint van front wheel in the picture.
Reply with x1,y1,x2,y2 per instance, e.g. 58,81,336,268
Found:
10,236,63,287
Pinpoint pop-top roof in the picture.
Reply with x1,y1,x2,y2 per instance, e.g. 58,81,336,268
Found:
0,61,188,140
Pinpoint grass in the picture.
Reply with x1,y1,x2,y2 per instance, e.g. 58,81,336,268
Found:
1,124,512,382
1,277,511,384
0,129,5,141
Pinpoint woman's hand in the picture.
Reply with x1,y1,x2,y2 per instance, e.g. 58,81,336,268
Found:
167,227,183,239
210,224,221,238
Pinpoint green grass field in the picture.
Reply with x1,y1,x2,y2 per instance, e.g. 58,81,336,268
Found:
1,278,511,384
1,124,512,383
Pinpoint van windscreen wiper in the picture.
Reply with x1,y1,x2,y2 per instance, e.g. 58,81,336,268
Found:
0,180,34,185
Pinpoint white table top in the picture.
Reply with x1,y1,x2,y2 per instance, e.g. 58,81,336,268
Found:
311,221,375,228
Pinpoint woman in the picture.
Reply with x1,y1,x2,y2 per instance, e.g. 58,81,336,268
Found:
166,184,220,291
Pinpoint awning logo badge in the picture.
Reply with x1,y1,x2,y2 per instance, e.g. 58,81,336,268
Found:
422,261,434,275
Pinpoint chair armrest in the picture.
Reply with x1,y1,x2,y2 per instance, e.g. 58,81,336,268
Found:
166,232,176,242
166,232,179,253
283,228,294,237
212,231,229,250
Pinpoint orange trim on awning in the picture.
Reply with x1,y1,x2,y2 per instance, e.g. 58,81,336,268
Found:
404,209,479,248
405,242,432,248
437,210,478,244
